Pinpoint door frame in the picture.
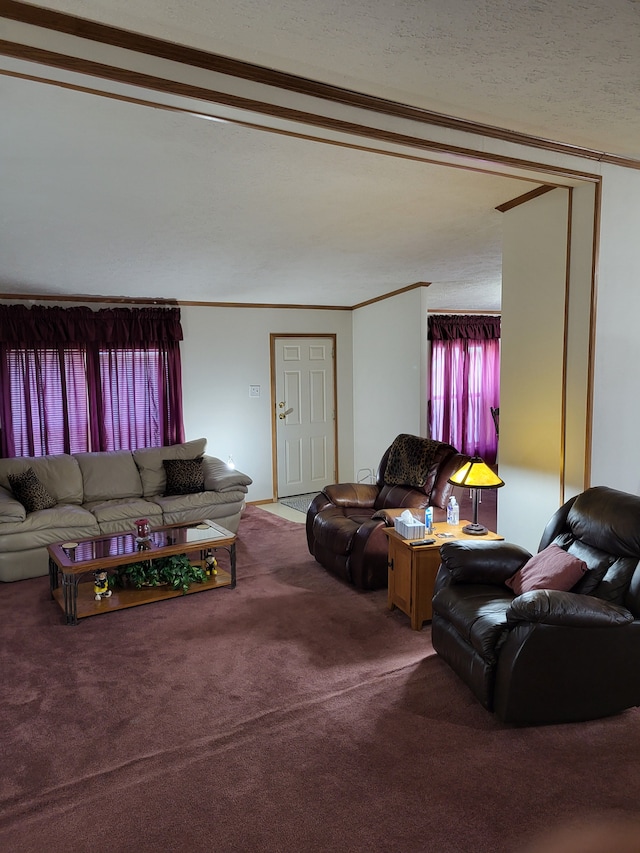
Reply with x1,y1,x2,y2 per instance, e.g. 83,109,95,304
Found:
269,333,338,501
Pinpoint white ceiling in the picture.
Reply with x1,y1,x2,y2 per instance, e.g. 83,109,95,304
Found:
2,0,639,309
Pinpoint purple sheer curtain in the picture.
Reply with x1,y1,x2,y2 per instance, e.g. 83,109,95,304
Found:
0,305,185,458
428,315,500,464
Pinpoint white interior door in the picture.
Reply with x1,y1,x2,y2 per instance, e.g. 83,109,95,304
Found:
274,336,336,498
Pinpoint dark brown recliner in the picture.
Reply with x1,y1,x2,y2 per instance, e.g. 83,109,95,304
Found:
306,435,469,590
432,486,640,725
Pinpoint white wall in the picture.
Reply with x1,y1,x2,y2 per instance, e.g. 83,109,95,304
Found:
500,189,571,551
352,286,430,478
564,182,597,499
180,304,353,502
591,165,640,493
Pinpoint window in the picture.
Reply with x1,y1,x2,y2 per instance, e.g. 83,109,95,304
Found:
0,305,185,458
97,347,172,452
428,314,500,464
5,346,90,456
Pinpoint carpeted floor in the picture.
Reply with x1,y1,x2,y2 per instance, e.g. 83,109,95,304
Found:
1,505,639,852
277,492,320,514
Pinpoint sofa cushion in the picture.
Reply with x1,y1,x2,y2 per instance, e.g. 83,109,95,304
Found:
154,490,247,526
133,438,207,497
0,454,84,505
506,544,587,595
8,468,57,513
0,505,100,552
163,458,205,496
74,450,143,502
83,497,163,525
83,497,163,534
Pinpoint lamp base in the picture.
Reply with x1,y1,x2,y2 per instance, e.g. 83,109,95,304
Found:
462,522,488,536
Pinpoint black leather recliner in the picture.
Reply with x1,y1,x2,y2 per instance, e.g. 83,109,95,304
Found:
306,435,469,590
431,486,640,725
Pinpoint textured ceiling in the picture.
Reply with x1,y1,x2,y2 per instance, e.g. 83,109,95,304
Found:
2,1,637,308
1,73,533,308
29,0,640,158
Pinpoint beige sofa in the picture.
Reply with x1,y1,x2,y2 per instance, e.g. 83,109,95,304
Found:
0,438,252,582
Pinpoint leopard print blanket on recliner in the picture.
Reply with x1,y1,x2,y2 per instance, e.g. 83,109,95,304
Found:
383,434,444,488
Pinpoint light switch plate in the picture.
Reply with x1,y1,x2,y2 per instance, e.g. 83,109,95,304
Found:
249,385,261,397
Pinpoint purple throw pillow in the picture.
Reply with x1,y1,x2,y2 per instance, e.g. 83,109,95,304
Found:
506,543,587,596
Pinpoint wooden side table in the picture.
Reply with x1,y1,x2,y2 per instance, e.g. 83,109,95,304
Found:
384,521,504,630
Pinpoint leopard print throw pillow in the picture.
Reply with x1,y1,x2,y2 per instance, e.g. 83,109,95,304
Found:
163,458,205,496
8,467,57,513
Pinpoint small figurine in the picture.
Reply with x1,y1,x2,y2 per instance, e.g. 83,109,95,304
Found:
205,554,218,577
94,570,112,601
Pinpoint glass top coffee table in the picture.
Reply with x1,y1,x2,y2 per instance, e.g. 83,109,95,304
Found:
48,519,236,625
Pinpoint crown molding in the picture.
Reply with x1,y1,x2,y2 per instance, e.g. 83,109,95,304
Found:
2,0,640,170
495,186,556,212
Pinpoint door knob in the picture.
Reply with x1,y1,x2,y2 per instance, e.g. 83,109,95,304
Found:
278,407,294,420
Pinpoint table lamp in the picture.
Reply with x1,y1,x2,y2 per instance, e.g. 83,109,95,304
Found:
448,456,504,535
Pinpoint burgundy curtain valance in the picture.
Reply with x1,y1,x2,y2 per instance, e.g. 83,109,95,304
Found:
0,305,183,345
428,314,500,341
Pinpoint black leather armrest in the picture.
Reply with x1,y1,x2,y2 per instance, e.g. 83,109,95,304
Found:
371,507,412,525
440,540,532,586
507,589,634,628
323,483,379,508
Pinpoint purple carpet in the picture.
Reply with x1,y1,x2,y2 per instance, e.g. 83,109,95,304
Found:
1,505,639,852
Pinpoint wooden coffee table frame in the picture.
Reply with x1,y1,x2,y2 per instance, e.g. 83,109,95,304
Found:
48,520,236,626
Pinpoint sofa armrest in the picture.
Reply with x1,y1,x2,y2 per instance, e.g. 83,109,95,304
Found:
507,589,634,628
440,540,532,586
0,485,27,522
323,483,379,508
202,456,252,492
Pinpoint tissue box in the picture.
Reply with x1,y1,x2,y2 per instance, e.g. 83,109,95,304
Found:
394,515,426,539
